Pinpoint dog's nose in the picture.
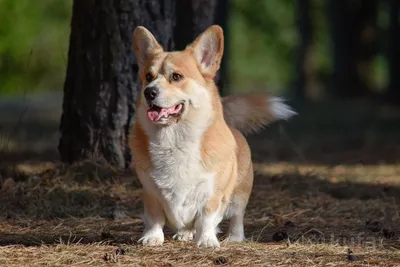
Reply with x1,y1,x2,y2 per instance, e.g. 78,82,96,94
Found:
144,86,159,101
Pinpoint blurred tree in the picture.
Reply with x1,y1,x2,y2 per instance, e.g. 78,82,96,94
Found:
174,0,217,49
214,0,230,95
58,0,176,169
293,0,318,100
385,0,400,103
327,0,378,98
358,0,378,95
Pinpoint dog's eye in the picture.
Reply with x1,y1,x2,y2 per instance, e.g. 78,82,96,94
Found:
170,72,183,82
145,73,154,83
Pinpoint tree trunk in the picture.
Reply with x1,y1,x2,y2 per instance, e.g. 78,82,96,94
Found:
385,0,400,103
174,0,217,49
293,0,318,100
327,0,377,98
58,0,176,169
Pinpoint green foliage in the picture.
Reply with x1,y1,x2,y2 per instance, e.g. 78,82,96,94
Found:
0,0,304,95
0,0,72,94
229,0,296,93
228,0,335,94
0,0,390,96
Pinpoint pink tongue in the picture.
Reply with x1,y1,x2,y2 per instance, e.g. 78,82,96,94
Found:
147,104,183,122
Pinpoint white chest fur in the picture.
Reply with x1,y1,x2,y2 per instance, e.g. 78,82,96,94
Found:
141,118,215,231
149,138,214,230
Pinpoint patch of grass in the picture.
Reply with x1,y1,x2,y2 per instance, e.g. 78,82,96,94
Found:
0,159,400,266
2,242,400,266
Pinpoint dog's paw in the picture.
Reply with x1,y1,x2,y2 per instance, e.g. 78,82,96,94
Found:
173,229,194,241
138,230,164,246
225,234,245,243
195,233,220,248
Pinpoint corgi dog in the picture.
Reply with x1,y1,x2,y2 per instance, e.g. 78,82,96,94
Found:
130,25,296,248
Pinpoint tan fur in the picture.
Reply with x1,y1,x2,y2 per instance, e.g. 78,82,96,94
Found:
129,25,295,248
130,121,149,171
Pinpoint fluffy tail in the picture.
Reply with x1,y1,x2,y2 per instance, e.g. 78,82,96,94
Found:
222,93,297,134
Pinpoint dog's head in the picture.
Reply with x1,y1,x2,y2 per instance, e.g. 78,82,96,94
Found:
133,25,224,126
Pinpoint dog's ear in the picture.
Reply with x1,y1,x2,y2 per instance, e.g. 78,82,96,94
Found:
187,25,224,79
133,26,163,68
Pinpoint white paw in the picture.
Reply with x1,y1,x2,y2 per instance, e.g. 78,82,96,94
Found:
195,233,220,248
138,230,164,246
173,230,194,241
226,234,245,242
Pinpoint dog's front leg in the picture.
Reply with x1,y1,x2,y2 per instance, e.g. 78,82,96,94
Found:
138,190,165,246
194,197,222,248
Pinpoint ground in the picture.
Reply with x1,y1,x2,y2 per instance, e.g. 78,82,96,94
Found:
1,95,400,266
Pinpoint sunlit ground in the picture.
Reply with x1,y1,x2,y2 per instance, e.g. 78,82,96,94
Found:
1,93,400,266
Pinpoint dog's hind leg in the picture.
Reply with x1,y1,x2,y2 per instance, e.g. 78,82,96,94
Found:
225,198,246,242
225,163,253,242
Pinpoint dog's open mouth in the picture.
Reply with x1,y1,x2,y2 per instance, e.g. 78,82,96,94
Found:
147,102,185,122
